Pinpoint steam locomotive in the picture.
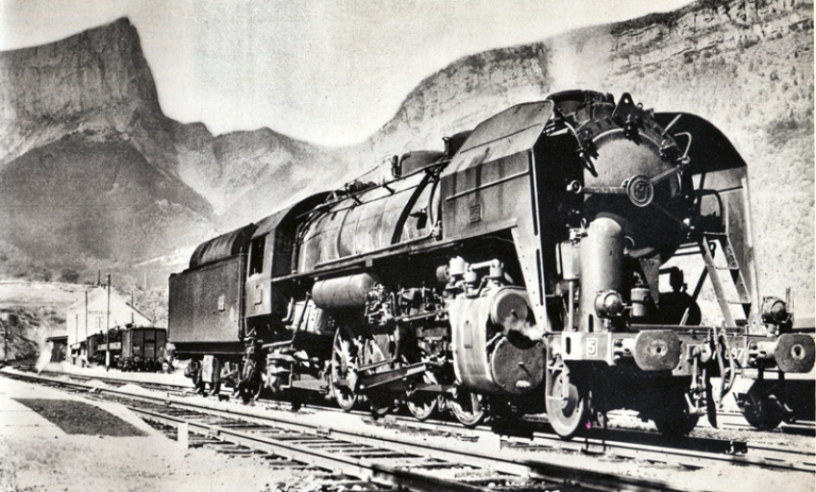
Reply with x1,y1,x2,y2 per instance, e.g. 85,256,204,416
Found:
168,90,814,439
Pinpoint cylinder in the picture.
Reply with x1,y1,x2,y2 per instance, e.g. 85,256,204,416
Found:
312,273,379,309
579,217,625,332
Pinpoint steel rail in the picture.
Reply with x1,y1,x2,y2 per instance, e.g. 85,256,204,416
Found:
37,370,191,392
526,430,814,473
129,407,486,492
6,369,813,480
136,399,690,492
322,406,815,474
3,369,685,492
12,369,814,469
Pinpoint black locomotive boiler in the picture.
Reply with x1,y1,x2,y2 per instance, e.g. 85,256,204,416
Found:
168,90,814,439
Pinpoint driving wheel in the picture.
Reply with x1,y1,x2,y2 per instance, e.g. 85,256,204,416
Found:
652,391,700,437
742,383,784,430
406,371,440,421
449,388,485,427
331,328,359,411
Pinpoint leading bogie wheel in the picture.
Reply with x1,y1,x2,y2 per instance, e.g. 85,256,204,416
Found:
742,384,784,431
545,360,588,440
652,394,700,437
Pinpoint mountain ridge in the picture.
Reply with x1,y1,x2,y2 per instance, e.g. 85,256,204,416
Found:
0,1,812,315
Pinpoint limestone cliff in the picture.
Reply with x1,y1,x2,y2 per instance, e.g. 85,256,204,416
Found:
0,18,161,165
0,17,343,281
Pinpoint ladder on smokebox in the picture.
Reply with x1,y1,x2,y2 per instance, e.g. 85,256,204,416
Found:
698,232,752,327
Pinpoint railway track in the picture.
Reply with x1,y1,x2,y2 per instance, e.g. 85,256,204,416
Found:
2,369,678,492
358,409,815,473
37,370,191,394
3,368,814,492
15,369,816,458
33,367,816,436
268,392,815,473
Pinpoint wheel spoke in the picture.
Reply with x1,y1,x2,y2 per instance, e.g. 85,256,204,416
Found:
470,392,481,413
363,339,395,417
407,372,439,421
449,389,485,427
331,329,358,411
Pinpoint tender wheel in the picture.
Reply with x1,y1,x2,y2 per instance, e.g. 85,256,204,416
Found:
742,384,784,430
545,359,588,440
186,360,206,394
237,359,263,404
331,328,359,412
449,388,485,427
406,372,440,421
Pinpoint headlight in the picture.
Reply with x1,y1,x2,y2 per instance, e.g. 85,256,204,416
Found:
761,297,789,324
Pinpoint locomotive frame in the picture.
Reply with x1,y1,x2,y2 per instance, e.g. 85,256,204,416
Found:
169,90,814,439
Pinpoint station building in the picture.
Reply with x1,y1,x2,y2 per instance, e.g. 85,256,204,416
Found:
66,287,152,366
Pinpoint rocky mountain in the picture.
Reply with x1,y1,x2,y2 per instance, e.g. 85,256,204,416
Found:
0,18,345,281
0,2,812,315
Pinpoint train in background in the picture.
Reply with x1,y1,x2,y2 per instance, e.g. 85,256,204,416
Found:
168,90,814,438
85,325,171,372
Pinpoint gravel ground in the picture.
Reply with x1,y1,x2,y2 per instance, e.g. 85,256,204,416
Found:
0,375,341,492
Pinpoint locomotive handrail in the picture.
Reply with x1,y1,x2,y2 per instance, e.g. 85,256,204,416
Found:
390,169,435,245
271,264,364,284
316,161,449,212
444,169,530,202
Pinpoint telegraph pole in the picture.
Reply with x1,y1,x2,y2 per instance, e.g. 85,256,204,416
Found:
84,290,88,367
105,274,111,371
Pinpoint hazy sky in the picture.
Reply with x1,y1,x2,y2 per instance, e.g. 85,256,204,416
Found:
1,0,695,145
